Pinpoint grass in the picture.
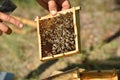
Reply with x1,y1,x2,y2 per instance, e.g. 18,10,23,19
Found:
0,0,120,79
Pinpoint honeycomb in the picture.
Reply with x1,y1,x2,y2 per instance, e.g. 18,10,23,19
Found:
39,12,76,57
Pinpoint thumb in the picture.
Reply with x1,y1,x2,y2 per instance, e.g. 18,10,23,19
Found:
48,0,57,16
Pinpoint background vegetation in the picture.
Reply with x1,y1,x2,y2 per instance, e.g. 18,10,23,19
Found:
0,0,120,80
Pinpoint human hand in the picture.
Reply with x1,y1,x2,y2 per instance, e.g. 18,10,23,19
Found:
36,0,71,15
0,12,23,35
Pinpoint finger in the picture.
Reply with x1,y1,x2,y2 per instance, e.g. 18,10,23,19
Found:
0,22,12,34
48,0,57,15
57,0,70,10
0,12,23,28
5,28,12,34
61,0,71,10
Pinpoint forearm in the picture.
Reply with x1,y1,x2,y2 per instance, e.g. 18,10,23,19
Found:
36,0,48,10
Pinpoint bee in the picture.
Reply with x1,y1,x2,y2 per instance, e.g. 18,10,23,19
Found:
39,12,76,57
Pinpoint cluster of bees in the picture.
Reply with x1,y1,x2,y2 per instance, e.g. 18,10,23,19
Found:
39,12,76,57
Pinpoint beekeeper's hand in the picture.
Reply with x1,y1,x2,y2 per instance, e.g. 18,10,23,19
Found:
0,12,23,35
36,0,71,15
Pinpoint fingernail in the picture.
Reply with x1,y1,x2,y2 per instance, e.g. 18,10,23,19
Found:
51,10,57,16
19,23,23,28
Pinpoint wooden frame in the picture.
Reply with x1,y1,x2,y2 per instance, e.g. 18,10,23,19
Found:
80,70,118,80
35,6,81,61
43,68,119,80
